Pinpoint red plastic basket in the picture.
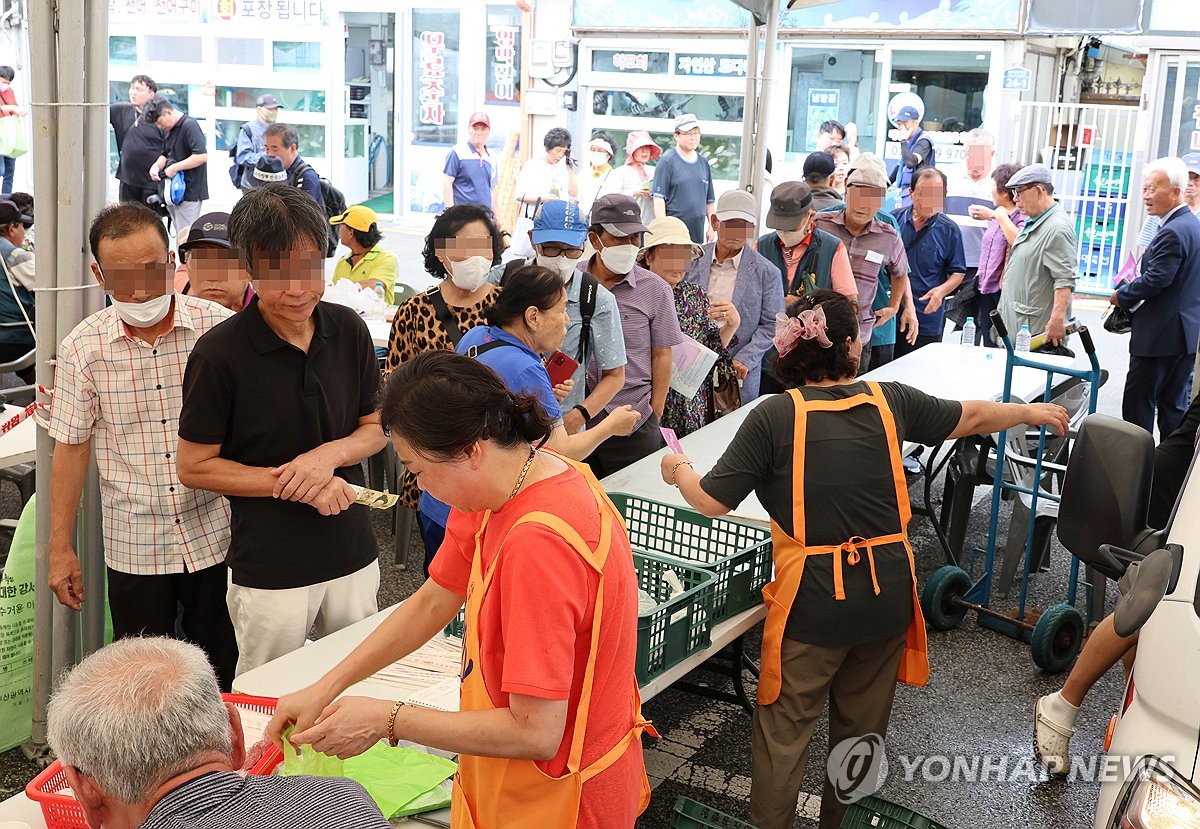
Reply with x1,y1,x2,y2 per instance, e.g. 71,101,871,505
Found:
25,693,283,829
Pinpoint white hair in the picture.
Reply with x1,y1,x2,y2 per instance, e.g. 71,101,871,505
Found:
47,638,232,805
1145,157,1189,191
964,128,995,145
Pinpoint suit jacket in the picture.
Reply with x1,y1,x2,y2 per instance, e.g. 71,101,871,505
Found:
684,242,784,401
1118,206,1200,357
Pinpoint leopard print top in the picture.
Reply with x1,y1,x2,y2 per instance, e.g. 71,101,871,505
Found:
385,281,499,508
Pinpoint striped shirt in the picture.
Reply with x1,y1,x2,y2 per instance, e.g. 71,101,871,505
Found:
49,295,233,575
139,770,392,829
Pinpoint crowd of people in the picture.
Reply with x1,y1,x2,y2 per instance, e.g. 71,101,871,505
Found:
24,102,1200,829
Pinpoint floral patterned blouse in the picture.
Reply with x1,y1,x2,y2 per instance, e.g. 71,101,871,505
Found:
662,280,734,437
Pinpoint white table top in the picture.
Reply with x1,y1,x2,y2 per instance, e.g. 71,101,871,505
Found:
0,404,37,470
365,317,390,350
0,788,47,826
601,343,1081,528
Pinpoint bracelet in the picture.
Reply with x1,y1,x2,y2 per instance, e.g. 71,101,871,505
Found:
386,700,404,747
573,404,592,422
669,459,693,486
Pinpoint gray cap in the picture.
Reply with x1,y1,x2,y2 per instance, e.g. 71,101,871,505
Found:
1006,163,1053,189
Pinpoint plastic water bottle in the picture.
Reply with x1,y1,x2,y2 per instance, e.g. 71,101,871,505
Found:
372,284,386,319
1015,324,1032,353
961,317,976,348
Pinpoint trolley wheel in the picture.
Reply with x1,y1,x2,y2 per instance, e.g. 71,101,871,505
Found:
921,565,972,631
1031,603,1086,673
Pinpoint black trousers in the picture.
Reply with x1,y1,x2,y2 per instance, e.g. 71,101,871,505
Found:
585,412,666,480
118,181,158,207
1123,353,1193,440
107,563,239,691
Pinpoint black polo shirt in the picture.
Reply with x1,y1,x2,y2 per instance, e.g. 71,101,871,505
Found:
164,114,209,202
179,297,379,589
111,102,165,190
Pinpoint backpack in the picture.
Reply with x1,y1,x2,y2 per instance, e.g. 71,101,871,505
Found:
290,160,347,258
227,123,253,188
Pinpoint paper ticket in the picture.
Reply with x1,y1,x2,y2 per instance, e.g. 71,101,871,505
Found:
349,484,399,510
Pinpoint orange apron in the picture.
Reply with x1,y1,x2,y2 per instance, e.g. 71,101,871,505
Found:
757,384,930,706
450,455,655,829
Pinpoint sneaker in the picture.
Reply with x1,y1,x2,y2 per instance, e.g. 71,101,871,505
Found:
1034,695,1075,776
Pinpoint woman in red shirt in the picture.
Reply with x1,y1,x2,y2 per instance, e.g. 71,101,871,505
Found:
0,66,24,196
269,350,653,829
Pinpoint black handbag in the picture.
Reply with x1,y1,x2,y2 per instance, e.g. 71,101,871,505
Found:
1102,304,1133,335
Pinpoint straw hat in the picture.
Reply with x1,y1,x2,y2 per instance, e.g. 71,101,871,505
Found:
637,216,703,263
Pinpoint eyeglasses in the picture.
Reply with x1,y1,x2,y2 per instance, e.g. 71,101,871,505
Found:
537,245,584,259
1010,184,1039,200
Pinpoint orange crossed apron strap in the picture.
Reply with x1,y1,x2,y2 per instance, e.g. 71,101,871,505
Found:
757,384,929,707
450,455,654,829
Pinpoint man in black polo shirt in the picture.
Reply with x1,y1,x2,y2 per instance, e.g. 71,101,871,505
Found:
144,95,209,241
177,184,387,675
109,74,166,208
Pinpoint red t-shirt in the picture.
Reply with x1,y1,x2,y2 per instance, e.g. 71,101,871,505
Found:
0,86,15,118
429,465,644,829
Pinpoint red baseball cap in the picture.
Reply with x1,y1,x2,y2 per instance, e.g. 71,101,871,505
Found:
469,111,490,127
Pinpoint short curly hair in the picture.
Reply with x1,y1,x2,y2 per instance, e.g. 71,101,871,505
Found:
773,289,861,387
543,127,572,152
422,204,504,279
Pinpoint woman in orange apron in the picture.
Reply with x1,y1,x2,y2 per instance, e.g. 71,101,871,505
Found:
269,350,653,829
660,290,1067,829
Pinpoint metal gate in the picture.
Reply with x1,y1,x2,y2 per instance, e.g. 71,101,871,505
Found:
1012,101,1141,295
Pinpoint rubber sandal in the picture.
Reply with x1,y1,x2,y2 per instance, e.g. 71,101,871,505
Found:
1034,695,1076,777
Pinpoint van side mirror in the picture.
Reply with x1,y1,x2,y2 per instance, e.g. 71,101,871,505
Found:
1057,414,1156,581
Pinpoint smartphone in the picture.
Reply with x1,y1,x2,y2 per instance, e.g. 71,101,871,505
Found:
545,350,579,386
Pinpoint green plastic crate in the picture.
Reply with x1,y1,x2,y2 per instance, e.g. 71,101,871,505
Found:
635,552,714,685
609,492,772,622
671,795,758,829
840,795,950,829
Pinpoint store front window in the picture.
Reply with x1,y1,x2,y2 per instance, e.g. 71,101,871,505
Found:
215,119,326,158
592,89,744,124
786,47,880,153
1155,58,1200,158
110,36,137,65
214,86,326,113
599,128,742,181
890,50,990,133
273,41,322,73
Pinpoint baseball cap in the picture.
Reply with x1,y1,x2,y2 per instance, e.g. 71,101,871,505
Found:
1183,153,1200,177
714,189,758,224
468,111,490,127
674,113,700,133
896,105,920,123
330,204,378,233
765,182,813,231
1006,163,1054,189
532,200,588,248
590,194,649,236
803,151,837,183
249,155,287,186
256,94,283,109
0,199,31,226
179,212,230,253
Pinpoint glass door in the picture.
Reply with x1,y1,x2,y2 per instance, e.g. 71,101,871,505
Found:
1153,55,1200,159
785,46,881,154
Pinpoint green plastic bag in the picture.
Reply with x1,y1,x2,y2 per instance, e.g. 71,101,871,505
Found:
0,497,36,752
344,743,455,818
0,115,27,158
281,727,346,777
282,729,456,819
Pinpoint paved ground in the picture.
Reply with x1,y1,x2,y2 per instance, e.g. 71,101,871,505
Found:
0,249,1142,829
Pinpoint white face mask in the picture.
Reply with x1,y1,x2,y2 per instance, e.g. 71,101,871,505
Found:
589,151,610,168
111,293,174,328
597,241,639,275
536,253,579,282
447,256,492,292
777,229,807,248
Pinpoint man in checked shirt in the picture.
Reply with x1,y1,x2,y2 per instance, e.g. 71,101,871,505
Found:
48,202,238,689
